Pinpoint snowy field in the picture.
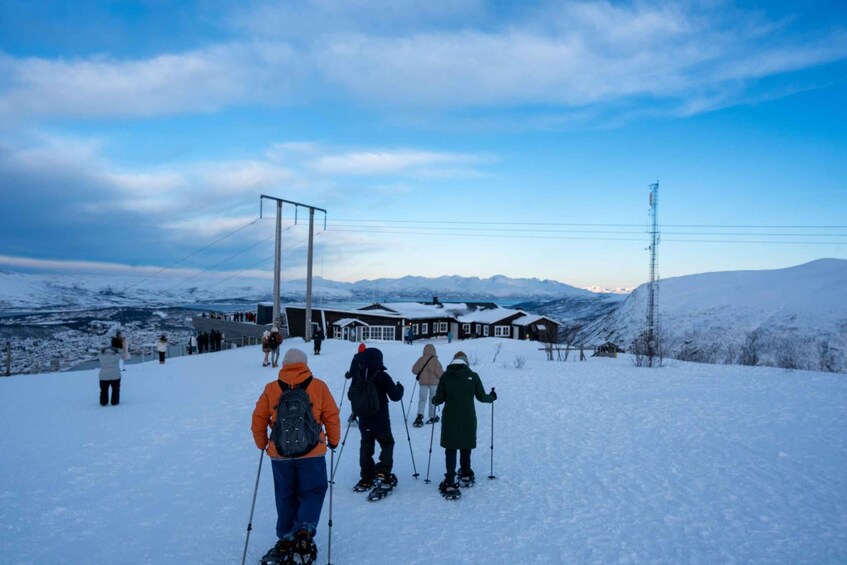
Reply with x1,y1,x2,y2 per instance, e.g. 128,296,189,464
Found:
1,337,846,564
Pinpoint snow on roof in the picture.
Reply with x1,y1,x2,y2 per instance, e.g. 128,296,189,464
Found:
334,318,369,327
459,306,524,324
366,302,468,320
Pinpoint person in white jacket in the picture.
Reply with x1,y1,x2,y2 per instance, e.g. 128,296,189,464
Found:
98,337,123,405
156,335,168,364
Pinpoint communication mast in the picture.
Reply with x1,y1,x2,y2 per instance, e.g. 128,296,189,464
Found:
646,181,660,367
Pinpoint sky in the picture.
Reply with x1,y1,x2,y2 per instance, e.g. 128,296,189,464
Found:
1,0,846,291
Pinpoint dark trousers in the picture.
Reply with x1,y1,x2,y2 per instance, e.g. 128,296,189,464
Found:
158,351,165,363
359,428,395,480
99,379,120,406
444,448,471,482
271,456,328,540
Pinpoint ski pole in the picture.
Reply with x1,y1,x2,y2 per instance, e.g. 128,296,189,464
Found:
488,392,496,480
241,449,264,565
424,405,439,483
405,380,418,422
399,390,420,478
331,418,354,481
327,448,334,565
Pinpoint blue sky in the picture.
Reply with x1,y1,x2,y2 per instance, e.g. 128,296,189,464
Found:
1,0,845,290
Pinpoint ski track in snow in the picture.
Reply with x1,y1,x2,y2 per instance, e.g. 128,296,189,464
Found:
1,338,846,564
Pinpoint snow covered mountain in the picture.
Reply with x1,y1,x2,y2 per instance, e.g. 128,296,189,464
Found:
0,270,599,311
576,259,847,372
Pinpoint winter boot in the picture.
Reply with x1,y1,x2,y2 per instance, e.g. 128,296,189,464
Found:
353,478,374,492
413,414,424,428
458,468,476,487
438,477,461,500
291,530,317,564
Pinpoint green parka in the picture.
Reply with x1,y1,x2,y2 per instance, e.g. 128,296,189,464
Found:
432,361,495,449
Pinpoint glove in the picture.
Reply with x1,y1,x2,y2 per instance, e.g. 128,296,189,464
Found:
328,443,338,450
490,388,497,401
416,375,420,381
396,382,405,393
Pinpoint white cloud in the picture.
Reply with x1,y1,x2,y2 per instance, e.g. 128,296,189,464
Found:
1,3,844,122
308,149,482,175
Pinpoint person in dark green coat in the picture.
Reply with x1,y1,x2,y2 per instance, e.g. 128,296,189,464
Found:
432,351,496,496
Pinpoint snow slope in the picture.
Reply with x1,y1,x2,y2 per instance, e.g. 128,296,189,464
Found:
2,338,846,564
577,259,847,371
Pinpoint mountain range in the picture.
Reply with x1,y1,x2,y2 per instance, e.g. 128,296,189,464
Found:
0,270,611,311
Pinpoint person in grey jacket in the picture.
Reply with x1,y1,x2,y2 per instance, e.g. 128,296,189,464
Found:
98,336,123,406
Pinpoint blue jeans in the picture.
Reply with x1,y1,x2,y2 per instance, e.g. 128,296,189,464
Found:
270,456,328,540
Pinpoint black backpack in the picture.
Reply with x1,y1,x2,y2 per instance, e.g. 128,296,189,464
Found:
348,365,381,418
270,377,321,458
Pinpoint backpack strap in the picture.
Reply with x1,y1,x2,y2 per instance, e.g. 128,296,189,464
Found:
278,376,313,392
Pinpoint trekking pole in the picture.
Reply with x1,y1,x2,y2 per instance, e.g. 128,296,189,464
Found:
399,392,420,479
423,406,439,483
338,378,348,411
488,392,496,480
331,418,354,481
241,449,264,565
405,380,417,422
327,448,335,565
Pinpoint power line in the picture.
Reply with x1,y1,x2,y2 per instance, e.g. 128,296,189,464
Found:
330,218,847,229
122,217,263,291
328,222,847,237
326,227,846,245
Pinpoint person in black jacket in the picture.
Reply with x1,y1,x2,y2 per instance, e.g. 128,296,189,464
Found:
348,347,404,491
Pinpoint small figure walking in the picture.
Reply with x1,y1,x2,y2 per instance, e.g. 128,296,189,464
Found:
313,326,324,355
98,336,123,406
269,327,283,368
261,330,271,367
432,351,496,499
411,343,444,428
156,335,168,364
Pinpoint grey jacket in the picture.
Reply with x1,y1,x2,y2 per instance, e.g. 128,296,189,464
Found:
98,347,122,381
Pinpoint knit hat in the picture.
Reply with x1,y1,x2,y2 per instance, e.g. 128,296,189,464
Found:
451,351,469,365
358,342,366,353
282,348,307,366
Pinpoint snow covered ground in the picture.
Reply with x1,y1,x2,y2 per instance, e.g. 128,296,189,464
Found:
1,337,846,564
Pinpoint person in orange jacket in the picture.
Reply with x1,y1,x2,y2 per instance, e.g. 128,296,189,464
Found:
252,348,341,560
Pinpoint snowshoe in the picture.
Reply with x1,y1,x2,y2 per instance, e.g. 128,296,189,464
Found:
439,479,461,500
259,539,292,564
367,473,398,501
413,415,424,428
426,416,440,424
353,478,374,492
458,469,475,487
289,531,318,565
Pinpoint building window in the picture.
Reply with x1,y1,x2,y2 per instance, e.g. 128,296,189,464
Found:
365,326,395,341
438,322,448,333
462,323,470,334
483,325,490,337
413,323,419,334
333,326,342,339
422,322,429,335
495,326,510,337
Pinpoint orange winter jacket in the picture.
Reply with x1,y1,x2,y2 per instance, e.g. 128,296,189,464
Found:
251,362,341,459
